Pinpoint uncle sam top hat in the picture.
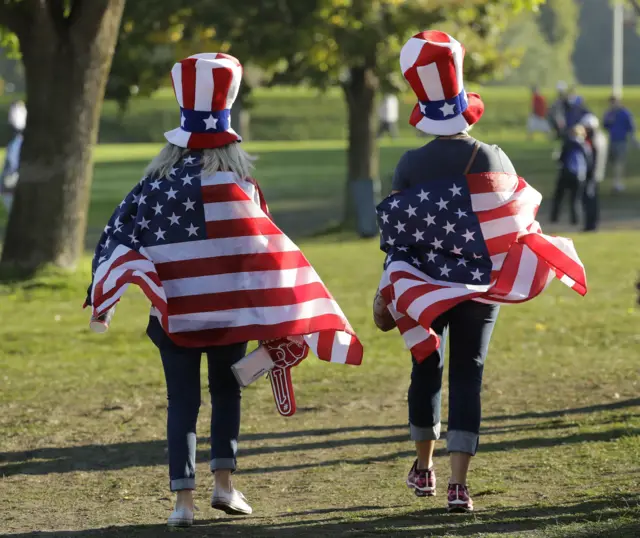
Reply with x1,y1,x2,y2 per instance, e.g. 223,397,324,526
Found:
400,31,484,136
165,52,243,149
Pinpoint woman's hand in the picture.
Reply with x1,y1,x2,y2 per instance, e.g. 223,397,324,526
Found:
373,290,396,332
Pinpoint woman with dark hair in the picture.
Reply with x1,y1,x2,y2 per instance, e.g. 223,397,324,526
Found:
374,30,588,513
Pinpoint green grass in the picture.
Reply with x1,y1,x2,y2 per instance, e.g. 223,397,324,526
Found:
1,85,640,144
0,229,639,536
20,131,640,247
1,87,640,535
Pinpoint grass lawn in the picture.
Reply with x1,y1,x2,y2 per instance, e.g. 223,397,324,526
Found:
0,229,639,537
1,122,640,536
4,130,634,246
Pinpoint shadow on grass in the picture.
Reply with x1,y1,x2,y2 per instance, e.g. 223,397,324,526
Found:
1,401,638,478
5,493,639,537
484,397,640,422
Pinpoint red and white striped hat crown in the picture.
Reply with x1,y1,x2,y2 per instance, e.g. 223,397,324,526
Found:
165,52,243,149
400,31,484,136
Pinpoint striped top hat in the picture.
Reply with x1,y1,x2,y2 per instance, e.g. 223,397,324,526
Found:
165,52,243,149
400,31,484,136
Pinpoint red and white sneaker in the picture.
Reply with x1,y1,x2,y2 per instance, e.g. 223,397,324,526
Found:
447,483,473,513
406,460,436,497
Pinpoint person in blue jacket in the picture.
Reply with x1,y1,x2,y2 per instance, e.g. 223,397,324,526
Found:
550,123,592,225
603,96,638,193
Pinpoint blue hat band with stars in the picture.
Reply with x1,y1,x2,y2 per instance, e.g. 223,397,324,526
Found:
419,90,468,121
180,108,231,133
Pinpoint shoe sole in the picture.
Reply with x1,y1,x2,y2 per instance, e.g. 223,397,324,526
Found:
447,504,473,513
167,519,193,527
211,501,252,516
406,480,436,497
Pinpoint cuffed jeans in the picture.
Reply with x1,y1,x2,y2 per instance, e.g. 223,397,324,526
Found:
408,301,499,455
147,317,247,491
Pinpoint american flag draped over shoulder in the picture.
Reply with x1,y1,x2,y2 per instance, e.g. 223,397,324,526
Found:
377,172,587,362
87,151,363,365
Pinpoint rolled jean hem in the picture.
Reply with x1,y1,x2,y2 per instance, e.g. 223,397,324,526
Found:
446,430,479,455
210,458,236,472
409,422,441,441
170,478,196,491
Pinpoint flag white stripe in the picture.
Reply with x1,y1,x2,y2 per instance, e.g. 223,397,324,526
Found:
204,200,264,222
402,324,432,350
167,297,344,333
480,213,534,240
491,252,507,270
404,286,477,323
194,58,215,111
501,246,538,300
470,191,517,211
200,171,237,186
162,266,321,298
146,234,299,263
330,331,353,365
417,63,445,101
171,63,183,107
400,37,427,73
102,257,157,295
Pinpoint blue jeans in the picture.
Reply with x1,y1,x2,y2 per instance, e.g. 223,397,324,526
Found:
147,317,247,491
408,301,499,455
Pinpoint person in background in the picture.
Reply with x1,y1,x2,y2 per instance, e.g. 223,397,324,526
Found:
603,95,638,193
0,100,27,212
547,81,569,140
378,92,399,138
527,86,549,139
580,114,608,232
550,123,592,226
564,91,590,131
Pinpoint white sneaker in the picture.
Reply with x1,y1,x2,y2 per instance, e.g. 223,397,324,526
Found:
211,485,253,515
167,505,194,527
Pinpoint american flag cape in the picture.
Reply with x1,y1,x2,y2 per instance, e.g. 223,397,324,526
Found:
87,151,363,365
377,172,587,362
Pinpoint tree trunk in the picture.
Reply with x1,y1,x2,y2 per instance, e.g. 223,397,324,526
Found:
0,1,125,273
342,65,379,237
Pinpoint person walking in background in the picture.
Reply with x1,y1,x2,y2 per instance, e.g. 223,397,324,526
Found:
378,92,399,138
373,31,587,514
550,123,592,226
580,114,608,232
527,86,549,139
0,99,27,212
547,81,570,140
603,95,638,193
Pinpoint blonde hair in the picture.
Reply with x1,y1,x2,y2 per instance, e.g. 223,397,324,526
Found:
145,142,256,179
570,124,587,139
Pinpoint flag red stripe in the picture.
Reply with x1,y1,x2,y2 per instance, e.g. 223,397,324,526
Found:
164,314,358,358
156,251,310,280
316,331,336,362
93,250,150,303
201,183,249,204
205,217,282,239
520,234,587,292
466,172,519,194
484,231,519,257
94,267,163,314
166,282,333,316
211,65,233,110
489,243,523,297
187,130,239,149
180,58,198,110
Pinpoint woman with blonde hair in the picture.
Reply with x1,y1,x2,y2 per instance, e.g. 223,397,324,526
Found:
85,53,362,527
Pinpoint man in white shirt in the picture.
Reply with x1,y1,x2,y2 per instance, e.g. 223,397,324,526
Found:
378,93,399,138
